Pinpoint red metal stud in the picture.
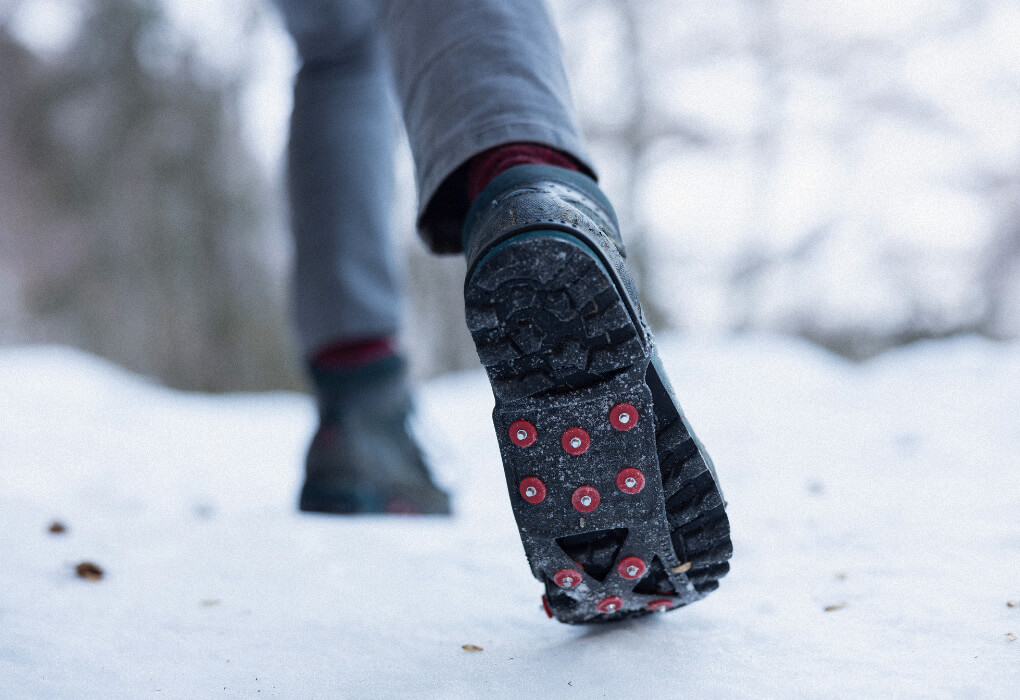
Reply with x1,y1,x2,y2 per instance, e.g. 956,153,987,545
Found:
560,427,590,455
509,419,537,447
571,485,600,513
609,403,639,431
519,476,547,504
596,596,624,614
647,599,675,612
617,556,647,580
616,467,646,494
553,568,583,589
542,594,553,618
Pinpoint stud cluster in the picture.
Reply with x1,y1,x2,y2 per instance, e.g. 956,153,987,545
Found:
508,402,660,617
509,402,646,516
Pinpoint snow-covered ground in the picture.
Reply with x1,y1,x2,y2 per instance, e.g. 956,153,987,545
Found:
1,336,1017,697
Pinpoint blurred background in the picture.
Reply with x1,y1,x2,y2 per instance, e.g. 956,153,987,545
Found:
0,0,1017,392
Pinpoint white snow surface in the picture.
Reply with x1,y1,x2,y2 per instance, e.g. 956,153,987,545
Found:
2,336,1018,697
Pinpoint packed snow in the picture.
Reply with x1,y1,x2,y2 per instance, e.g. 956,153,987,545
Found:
1,336,1018,697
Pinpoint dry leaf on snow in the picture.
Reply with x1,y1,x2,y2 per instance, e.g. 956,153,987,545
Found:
75,562,103,581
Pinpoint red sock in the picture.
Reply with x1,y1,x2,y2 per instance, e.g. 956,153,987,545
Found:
467,143,582,202
311,336,397,371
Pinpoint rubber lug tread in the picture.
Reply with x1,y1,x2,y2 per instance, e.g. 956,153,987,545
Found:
466,233,731,623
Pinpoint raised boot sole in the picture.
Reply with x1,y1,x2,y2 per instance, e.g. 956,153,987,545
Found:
465,231,731,623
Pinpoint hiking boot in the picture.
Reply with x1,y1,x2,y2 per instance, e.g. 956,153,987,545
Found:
299,355,451,515
462,164,731,623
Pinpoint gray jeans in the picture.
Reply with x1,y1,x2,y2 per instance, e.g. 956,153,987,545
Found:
273,0,591,355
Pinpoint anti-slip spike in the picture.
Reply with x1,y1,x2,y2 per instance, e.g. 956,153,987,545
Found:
596,596,624,614
617,556,647,580
560,427,590,455
553,568,583,589
647,599,675,612
571,486,600,513
509,419,537,447
519,477,547,504
616,467,646,494
542,595,553,618
609,403,638,431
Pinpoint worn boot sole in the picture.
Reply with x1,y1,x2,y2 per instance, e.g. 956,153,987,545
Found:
465,231,731,624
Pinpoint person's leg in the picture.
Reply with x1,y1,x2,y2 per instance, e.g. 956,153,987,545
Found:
280,0,399,352
274,0,449,514
380,0,595,253
381,0,731,621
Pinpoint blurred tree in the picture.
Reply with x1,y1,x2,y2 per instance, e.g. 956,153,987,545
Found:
0,0,301,391
2,0,1016,392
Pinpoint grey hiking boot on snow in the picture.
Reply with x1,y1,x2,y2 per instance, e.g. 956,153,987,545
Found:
299,355,451,515
462,164,731,623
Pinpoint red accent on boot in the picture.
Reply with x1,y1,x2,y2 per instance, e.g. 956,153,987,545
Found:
467,143,582,202
311,337,397,370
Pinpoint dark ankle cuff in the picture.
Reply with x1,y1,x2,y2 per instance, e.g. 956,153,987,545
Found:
310,337,398,370
309,354,406,397
460,164,617,253
466,143,582,202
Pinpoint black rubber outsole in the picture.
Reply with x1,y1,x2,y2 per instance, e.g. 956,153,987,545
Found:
465,232,731,624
